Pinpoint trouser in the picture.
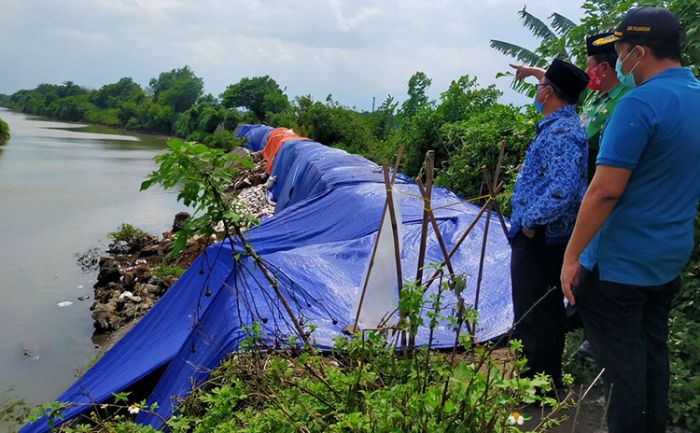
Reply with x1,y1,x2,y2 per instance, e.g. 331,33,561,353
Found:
575,266,680,433
510,230,566,384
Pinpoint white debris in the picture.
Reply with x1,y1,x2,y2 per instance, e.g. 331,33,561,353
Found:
237,184,275,219
118,291,134,300
57,301,73,307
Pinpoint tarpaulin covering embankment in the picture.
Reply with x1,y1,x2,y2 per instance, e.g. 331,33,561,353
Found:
22,125,513,433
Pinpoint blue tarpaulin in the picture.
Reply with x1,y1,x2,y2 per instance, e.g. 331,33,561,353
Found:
22,125,513,433
237,124,273,152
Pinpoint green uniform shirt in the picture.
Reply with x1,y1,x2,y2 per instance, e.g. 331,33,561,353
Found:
581,83,629,179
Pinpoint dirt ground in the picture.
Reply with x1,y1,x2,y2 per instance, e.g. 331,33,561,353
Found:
521,395,607,433
521,392,691,433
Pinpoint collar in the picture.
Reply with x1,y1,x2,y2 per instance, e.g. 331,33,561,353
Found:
606,82,627,100
640,67,694,87
536,105,577,133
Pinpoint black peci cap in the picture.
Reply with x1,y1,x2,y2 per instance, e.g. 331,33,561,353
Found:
586,32,617,56
544,59,589,102
593,7,681,46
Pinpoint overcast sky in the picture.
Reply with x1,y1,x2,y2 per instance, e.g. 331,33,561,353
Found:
0,0,585,110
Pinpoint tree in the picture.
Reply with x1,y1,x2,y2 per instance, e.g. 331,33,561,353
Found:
220,76,290,122
58,81,87,98
149,66,204,113
48,95,94,121
490,6,577,95
400,71,433,117
569,0,698,77
90,77,144,109
369,95,399,141
491,1,698,97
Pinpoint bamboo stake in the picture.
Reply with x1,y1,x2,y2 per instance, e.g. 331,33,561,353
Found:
411,151,434,352
415,151,434,285
421,177,505,292
492,140,506,189
482,166,509,239
473,199,492,314
383,165,405,351
416,179,455,278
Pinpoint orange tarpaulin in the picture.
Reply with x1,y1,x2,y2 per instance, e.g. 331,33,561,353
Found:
262,128,310,174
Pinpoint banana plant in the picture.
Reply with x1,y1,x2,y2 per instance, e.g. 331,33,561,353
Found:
490,6,577,96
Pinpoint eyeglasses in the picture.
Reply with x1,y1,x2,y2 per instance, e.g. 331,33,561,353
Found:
534,83,550,90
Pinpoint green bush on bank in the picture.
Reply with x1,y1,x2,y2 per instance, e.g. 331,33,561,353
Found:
0,117,9,143
107,223,151,251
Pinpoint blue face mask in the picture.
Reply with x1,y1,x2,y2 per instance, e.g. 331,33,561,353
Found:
616,47,642,89
533,96,543,114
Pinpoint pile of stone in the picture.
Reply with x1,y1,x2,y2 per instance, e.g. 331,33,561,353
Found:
91,236,177,333
228,151,275,220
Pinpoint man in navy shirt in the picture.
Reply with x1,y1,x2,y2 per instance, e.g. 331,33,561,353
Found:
509,58,588,386
560,7,700,433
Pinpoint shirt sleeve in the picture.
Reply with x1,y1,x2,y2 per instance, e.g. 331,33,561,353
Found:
521,127,586,229
597,96,657,169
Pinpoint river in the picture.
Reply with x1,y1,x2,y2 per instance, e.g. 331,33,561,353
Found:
0,108,185,421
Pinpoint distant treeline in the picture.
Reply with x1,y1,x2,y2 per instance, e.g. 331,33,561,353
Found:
0,67,244,149
0,68,536,202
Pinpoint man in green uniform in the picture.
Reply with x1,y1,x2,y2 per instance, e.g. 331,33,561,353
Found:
580,32,630,179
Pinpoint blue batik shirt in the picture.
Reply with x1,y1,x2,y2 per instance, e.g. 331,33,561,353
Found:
509,105,588,245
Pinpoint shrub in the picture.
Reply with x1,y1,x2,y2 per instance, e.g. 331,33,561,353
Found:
0,117,9,143
152,263,185,278
107,223,150,251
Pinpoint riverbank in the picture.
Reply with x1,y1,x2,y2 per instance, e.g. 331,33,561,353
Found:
89,150,272,336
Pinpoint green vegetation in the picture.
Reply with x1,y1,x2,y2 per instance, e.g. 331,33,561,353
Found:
0,117,9,143
152,263,185,278
0,389,29,432
164,330,569,433
221,75,290,122
107,223,151,251
666,215,700,431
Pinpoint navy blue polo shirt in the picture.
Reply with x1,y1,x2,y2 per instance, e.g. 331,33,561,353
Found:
581,67,700,285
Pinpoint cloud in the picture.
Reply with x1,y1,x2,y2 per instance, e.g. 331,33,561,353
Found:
0,0,586,109
329,0,382,32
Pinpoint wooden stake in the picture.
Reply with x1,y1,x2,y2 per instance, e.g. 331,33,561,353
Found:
383,165,405,350
482,166,509,239
411,151,434,352
416,179,455,278
415,150,434,285
422,199,490,291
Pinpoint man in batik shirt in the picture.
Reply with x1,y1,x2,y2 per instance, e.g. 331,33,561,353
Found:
508,59,589,385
